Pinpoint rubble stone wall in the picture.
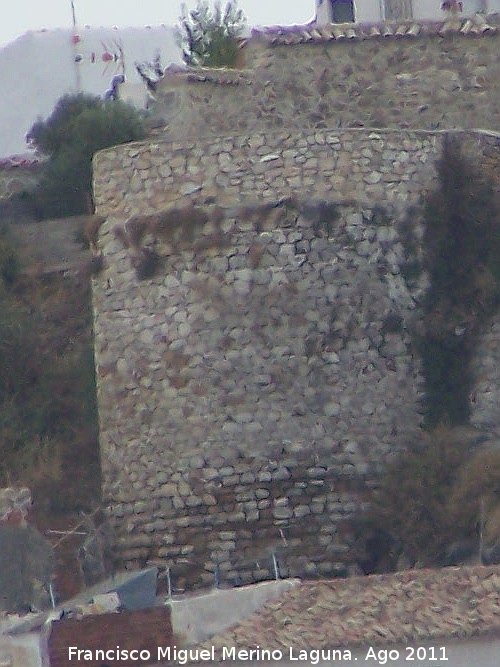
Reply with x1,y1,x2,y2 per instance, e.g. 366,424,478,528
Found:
152,22,500,142
94,127,442,217
92,128,500,586
0,164,38,201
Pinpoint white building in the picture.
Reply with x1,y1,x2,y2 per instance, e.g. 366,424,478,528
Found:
315,0,498,24
0,26,180,157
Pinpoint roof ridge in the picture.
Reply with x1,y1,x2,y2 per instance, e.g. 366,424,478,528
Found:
250,12,498,45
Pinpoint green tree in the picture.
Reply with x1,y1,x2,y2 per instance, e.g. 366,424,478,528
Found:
417,137,500,426
27,94,145,219
176,1,247,68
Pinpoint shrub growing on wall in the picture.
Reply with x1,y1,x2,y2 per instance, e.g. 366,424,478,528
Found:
364,428,500,569
176,1,247,68
449,447,500,560
418,135,500,426
365,426,471,568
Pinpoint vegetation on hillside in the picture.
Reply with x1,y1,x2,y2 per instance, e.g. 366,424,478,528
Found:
0,238,100,512
176,1,247,68
27,94,145,219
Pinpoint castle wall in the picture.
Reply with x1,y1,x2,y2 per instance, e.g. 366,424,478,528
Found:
92,127,500,586
93,128,440,217
152,18,500,142
0,162,38,202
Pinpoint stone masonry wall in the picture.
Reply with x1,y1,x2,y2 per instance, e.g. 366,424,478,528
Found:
94,127,441,217
0,163,38,201
92,128,500,586
152,18,500,143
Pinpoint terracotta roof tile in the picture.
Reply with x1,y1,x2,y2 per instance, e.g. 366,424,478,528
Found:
251,13,498,46
0,155,39,169
200,565,500,653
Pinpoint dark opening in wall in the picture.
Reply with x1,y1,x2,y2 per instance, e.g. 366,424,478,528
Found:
331,0,355,23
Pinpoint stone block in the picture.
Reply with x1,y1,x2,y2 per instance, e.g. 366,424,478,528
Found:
158,483,178,497
272,467,291,481
185,495,203,507
273,507,292,520
257,499,271,510
293,505,311,518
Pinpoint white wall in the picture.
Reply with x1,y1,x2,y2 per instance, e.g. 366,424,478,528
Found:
169,579,300,646
0,26,180,157
316,0,332,23
412,0,439,19
413,0,489,19
485,0,500,11
355,0,384,22
316,0,498,24
0,633,41,667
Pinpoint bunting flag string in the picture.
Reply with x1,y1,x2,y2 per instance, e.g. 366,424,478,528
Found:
72,38,124,69
70,1,125,76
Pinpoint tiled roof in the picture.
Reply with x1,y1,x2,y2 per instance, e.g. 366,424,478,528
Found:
0,155,39,169
251,13,498,46
202,565,500,653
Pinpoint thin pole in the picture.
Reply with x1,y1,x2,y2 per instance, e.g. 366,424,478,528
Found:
71,0,82,92
166,567,172,599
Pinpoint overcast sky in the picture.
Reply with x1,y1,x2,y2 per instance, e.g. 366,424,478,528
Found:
0,0,315,48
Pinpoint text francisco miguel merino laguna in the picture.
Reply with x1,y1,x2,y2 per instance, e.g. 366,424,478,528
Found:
68,645,359,663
